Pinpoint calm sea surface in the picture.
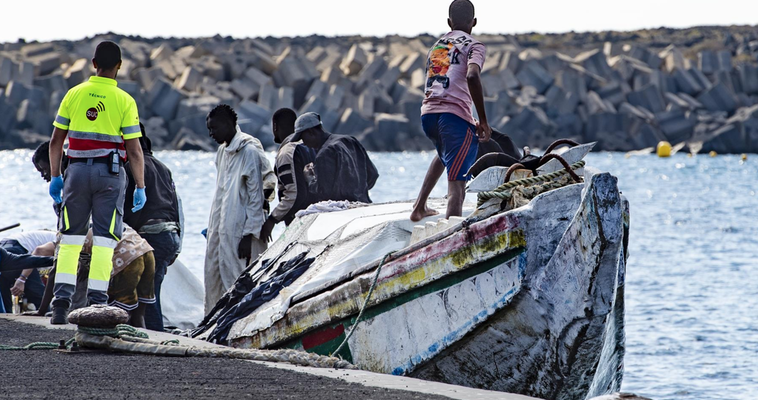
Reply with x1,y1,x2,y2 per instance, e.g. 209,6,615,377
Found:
0,150,756,399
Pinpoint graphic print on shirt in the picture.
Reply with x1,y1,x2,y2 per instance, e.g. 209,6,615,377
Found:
425,35,474,99
86,101,106,121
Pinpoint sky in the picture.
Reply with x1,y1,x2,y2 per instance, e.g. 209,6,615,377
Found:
2,0,757,43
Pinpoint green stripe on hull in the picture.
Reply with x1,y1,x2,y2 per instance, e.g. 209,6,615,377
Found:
280,247,525,357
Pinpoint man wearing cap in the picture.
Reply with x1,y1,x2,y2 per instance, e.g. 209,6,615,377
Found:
47,40,146,324
294,112,378,204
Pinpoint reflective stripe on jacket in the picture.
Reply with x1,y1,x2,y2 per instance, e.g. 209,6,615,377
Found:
53,76,141,159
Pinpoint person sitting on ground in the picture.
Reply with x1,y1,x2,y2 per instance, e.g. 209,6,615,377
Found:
123,124,183,332
293,112,379,204
410,0,490,222
0,245,55,313
259,108,316,241
204,104,271,313
0,230,56,312
35,226,155,327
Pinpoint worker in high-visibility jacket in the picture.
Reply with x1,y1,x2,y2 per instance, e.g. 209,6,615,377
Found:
48,41,147,325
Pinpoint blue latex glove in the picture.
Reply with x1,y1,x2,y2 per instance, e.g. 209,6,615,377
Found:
132,187,147,213
49,176,64,204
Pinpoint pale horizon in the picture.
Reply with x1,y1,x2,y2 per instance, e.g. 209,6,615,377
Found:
2,0,757,44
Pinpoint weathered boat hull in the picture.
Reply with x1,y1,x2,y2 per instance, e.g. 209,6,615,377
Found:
411,172,628,399
226,171,627,400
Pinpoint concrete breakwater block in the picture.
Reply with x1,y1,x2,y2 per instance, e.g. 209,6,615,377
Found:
1,31,758,154
697,82,739,113
627,84,666,113
340,44,368,77
147,78,186,121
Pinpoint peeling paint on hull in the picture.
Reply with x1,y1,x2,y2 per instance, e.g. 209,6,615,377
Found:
230,172,627,400
232,216,526,350
410,172,626,400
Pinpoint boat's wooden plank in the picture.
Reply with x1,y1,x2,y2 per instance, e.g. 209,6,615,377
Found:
347,253,525,375
231,212,526,348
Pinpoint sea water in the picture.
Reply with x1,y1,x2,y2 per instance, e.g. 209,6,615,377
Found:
0,149,756,399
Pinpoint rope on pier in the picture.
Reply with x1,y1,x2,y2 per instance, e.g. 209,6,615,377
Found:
331,252,394,358
2,322,356,369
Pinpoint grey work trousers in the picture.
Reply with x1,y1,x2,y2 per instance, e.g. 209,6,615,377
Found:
53,160,126,308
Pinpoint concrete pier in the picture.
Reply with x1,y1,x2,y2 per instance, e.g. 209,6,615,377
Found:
0,315,539,400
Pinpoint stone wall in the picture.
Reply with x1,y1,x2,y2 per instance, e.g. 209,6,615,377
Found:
1,26,757,153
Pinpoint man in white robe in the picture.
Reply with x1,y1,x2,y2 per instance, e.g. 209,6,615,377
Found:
203,104,273,313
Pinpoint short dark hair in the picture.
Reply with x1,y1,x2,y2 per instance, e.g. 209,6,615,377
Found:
273,108,297,132
208,104,238,126
93,41,122,70
139,122,152,153
32,141,49,166
449,0,475,26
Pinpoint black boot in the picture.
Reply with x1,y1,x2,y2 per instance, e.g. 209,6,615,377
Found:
50,306,68,325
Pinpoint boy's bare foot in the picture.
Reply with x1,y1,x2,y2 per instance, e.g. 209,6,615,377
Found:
410,204,439,222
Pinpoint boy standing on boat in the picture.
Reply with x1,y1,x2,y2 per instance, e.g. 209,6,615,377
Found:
410,0,490,222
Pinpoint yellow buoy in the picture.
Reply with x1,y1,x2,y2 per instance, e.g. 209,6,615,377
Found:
709,151,717,157
656,141,672,158
741,154,747,161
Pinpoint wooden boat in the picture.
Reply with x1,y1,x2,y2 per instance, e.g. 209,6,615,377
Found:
197,147,628,400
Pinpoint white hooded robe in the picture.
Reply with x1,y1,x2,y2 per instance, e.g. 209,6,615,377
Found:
204,127,273,313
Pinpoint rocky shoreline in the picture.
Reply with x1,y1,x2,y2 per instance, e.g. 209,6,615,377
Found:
1,25,757,153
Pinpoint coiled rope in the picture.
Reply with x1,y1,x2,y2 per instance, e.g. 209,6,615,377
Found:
78,324,150,339
477,160,585,207
0,323,148,351
1,322,355,369
0,338,73,351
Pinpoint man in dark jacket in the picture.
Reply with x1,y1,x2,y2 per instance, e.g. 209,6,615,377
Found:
292,112,378,204
0,247,54,313
259,108,316,242
124,123,182,331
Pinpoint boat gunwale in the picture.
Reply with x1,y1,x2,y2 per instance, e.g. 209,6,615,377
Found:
275,249,527,365
289,182,585,307
289,211,479,306
230,210,528,348
406,172,625,397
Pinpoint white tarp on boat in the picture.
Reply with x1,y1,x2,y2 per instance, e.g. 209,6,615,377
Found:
161,260,204,330
229,199,475,339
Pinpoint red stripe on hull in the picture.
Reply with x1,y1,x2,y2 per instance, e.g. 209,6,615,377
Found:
302,324,345,350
